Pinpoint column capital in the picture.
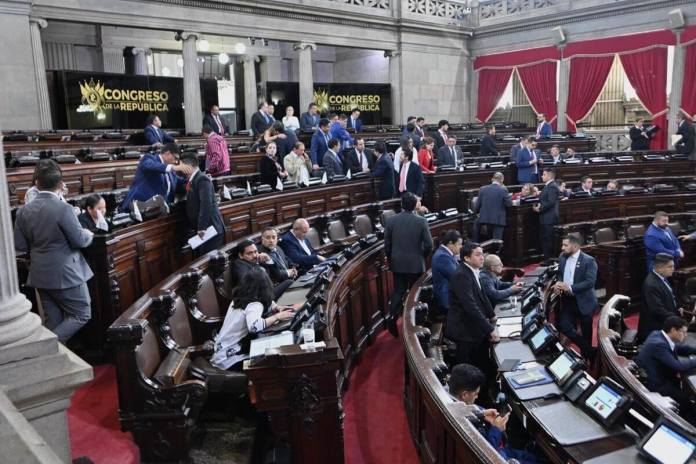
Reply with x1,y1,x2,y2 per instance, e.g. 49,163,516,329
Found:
29,17,48,29
241,54,259,64
177,31,199,42
131,47,151,56
384,49,401,59
293,42,316,52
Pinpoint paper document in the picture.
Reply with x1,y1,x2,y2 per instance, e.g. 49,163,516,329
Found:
249,331,294,357
497,316,522,325
672,134,683,145
187,226,218,250
497,323,522,338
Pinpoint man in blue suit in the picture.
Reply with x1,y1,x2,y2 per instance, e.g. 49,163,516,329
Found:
515,138,538,184
370,142,395,200
431,230,462,314
347,108,363,132
144,114,175,146
480,254,523,308
535,113,553,139
644,211,683,271
300,102,320,131
310,118,331,170
554,233,598,360
635,316,696,417
473,172,511,241
330,115,353,152
279,218,325,275
120,143,193,212
396,148,424,198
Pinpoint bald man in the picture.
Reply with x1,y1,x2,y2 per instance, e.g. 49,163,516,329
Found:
479,254,523,307
279,218,325,274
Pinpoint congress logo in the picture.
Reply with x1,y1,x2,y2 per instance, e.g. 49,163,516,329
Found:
313,89,331,113
77,78,169,113
312,88,380,113
80,79,106,112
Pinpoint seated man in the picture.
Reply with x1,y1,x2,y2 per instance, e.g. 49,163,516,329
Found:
573,175,594,195
635,316,696,419
231,239,292,299
144,114,175,146
637,253,682,343
431,230,462,314
448,364,543,464
258,227,298,284
480,254,523,308
279,218,325,274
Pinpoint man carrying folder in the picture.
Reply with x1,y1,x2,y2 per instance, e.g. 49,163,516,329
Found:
180,152,224,255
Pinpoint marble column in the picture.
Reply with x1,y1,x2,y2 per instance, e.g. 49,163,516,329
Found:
470,67,479,123
180,32,202,134
242,54,258,132
556,56,570,132
260,55,282,83
28,18,52,131
294,42,316,114
385,49,402,125
668,36,686,149
131,48,150,76
102,46,125,74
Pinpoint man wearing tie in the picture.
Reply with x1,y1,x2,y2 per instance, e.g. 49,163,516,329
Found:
347,108,363,132
432,119,449,151
547,145,563,165
437,135,462,167
120,143,193,212
144,114,174,146
515,138,538,184
509,136,528,163
251,101,272,136
370,142,395,200
279,218,326,275
346,136,374,173
637,253,682,343
398,148,424,198
535,113,553,139
533,168,560,260
300,102,321,131
322,139,345,179
644,211,683,271
573,176,594,196
258,227,298,284
310,118,331,170
202,104,229,135
553,233,598,361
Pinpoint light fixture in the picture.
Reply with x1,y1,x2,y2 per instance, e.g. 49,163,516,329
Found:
234,42,246,54
198,39,210,52
176,58,184,68
262,38,269,47
248,37,256,46
197,57,205,63
218,52,230,64
161,66,171,76
96,112,106,121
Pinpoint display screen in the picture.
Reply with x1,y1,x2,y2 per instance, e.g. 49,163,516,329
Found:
530,327,550,350
584,383,622,419
548,352,574,381
643,424,695,464
523,307,538,327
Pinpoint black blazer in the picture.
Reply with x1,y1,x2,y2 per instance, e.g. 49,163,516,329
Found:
259,155,283,188
398,161,425,198
676,120,695,155
637,272,679,342
203,113,229,135
629,126,650,151
445,265,495,343
345,148,375,173
250,111,271,136
78,212,99,233
538,181,560,225
635,330,696,393
432,131,447,151
480,135,498,157
474,183,511,226
185,171,224,235
370,154,395,200
257,244,294,283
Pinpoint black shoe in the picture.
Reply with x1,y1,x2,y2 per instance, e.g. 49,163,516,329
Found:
386,315,399,338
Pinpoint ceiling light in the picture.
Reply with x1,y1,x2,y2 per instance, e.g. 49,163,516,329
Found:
234,42,247,54
176,58,184,68
218,53,230,64
161,67,171,76
198,39,210,52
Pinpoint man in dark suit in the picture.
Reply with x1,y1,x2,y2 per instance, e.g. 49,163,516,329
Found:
250,101,272,136
644,211,683,271
144,114,175,146
179,153,224,255
14,160,94,343
202,104,229,135
120,143,193,212
309,118,331,170
509,136,527,163
533,168,560,260
322,139,345,179
479,126,498,157
231,239,292,299
347,108,363,132
431,230,462,315
480,254,523,308
572,175,594,196
401,123,422,149
629,118,650,151
370,142,395,200
384,192,433,336
637,253,681,343
535,113,553,139
445,242,499,371
635,316,696,417
432,119,449,151
300,102,321,131
258,227,298,284
515,138,538,184
437,135,463,167
345,136,374,173
397,148,424,198
553,233,598,360
675,113,695,156
279,218,325,275
473,172,511,241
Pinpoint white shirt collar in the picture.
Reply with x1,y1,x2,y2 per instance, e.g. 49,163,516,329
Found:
440,244,453,256
568,250,581,260
188,168,200,183
545,179,554,185
464,262,480,278
158,154,166,164
661,330,675,351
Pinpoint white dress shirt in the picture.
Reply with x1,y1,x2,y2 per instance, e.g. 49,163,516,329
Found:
464,263,482,289
661,330,675,352
563,250,581,288
292,231,312,255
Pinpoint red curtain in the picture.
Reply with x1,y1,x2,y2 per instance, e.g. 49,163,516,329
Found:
620,47,668,149
565,56,614,132
517,62,557,129
474,46,560,70
681,42,696,119
564,29,675,58
476,68,513,123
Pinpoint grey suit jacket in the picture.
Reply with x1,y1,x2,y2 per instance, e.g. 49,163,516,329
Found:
322,150,345,178
437,146,462,167
14,191,94,289
384,211,433,274
474,183,512,226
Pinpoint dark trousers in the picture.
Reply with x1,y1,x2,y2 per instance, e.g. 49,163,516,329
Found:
388,272,421,317
557,296,593,357
455,339,492,373
540,223,556,259
473,221,504,242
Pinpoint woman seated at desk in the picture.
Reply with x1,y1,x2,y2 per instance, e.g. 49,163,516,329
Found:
210,268,295,370
511,183,539,202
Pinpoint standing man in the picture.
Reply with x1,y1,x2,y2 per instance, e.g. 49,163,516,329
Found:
321,139,345,179
637,253,681,343
14,160,94,343
202,124,230,177
144,114,174,146
329,114,353,152
310,118,331,170
431,230,462,315
533,168,559,260
509,136,527,163
384,192,433,337
397,148,425,198
370,142,395,200
554,233,598,361
473,172,512,242
629,118,650,151
644,211,683,271
251,101,272,136
535,113,553,139
346,136,374,173
179,153,224,255
416,117,426,138
437,135,463,167
203,104,229,135
300,102,321,131
432,119,449,151
445,242,498,371
675,113,696,157
480,255,523,308
347,108,362,132
515,138,538,184
479,126,498,157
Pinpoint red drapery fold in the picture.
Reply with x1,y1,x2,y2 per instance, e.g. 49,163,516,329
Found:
516,62,557,129
681,42,696,119
474,46,559,70
619,48,668,149
682,25,696,46
565,56,614,132
564,30,676,58
476,68,513,123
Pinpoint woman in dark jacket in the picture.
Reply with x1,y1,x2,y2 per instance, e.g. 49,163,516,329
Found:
259,141,288,189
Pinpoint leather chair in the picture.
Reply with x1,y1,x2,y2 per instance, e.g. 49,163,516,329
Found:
669,221,682,236
626,224,646,240
381,209,396,226
354,214,373,237
306,227,322,249
594,227,617,244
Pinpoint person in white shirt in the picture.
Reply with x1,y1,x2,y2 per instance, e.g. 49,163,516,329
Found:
282,106,300,133
394,138,420,173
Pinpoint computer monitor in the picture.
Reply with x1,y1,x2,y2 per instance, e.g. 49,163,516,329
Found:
528,324,557,354
522,306,540,329
521,289,541,314
638,417,696,464
547,350,581,385
581,377,632,428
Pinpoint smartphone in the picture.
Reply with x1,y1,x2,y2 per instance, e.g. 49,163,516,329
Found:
497,404,512,416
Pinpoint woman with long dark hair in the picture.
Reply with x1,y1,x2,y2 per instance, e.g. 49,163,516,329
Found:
210,267,294,370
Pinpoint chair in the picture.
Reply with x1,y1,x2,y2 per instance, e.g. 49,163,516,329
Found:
381,209,396,226
669,221,682,236
626,224,646,240
354,214,373,237
305,227,321,249
594,227,617,244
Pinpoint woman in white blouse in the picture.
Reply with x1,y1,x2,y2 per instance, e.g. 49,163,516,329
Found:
282,106,300,133
210,267,295,370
